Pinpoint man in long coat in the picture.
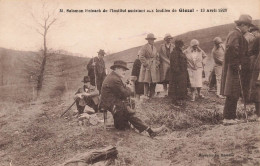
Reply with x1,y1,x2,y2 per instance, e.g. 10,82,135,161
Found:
247,26,260,119
139,33,160,98
158,34,174,94
220,14,253,124
87,49,106,93
100,60,164,137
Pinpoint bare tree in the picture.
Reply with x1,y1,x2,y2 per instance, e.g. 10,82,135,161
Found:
29,1,59,95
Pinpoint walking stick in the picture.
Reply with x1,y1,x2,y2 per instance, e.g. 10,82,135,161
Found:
238,69,248,123
60,100,76,118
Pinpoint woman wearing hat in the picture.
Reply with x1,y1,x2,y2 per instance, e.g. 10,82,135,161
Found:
220,14,253,124
184,39,207,101
158,33,174,95
212,37,225,99
139,33,160,98
169,40,188,105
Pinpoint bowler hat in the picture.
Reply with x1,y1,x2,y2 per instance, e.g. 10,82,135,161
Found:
213,37,223,44
164,33,173,40
97,49,105,55
145,33,156,40
234,14,254,26
82,76,90,83
110,60,129,70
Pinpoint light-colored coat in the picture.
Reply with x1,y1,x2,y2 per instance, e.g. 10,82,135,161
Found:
158,43,174,82
138,43,160,83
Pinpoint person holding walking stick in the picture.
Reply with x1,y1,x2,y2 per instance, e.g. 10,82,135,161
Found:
220,14,254,125
87,49,106,93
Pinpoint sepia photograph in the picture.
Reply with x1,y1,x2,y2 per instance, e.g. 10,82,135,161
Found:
0,0,260,165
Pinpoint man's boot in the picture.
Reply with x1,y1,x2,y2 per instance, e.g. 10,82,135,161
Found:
146,125,165,138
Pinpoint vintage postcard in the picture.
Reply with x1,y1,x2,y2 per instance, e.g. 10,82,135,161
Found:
0,0,259,165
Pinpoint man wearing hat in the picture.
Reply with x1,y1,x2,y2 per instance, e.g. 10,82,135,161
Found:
87,49,106,93
74,76,99,115
245,25,260,120
139,33,160,98
100,60,164,137
220,14,254,124
211,37,225,98
158,33,174,95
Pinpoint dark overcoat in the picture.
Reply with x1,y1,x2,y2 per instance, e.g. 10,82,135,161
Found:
248,37,260,102
100,71,132,111
131,58,144,95
87,57,106,91
168,47,188,99
220,28,248,98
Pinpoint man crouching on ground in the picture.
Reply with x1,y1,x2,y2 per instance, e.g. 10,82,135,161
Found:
100,60,165,137
74,76,99,116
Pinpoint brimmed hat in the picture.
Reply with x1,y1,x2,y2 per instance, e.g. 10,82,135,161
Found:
110,60,129,70
213,37,223,44
190,39,199,47
145,33,156,40
97,49,105,55
234,14,254,26
164,33,173,40
82,76,90,83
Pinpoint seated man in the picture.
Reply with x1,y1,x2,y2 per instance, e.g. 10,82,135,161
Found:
74,76,99,115
100,60,164,137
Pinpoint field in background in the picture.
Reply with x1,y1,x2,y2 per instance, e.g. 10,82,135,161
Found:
0,21,260,166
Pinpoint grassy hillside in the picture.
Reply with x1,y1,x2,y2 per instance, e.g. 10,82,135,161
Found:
0,48,90,102
1,20,259,101
104,20,260,76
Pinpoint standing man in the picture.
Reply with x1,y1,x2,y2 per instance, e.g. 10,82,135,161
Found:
87,49,106,93
220,14,253,124
246,26,260,119
159,34,174,95
139,33,160,98
211,37,225,99
100,60,164,137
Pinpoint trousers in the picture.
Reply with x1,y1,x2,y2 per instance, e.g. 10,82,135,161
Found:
113,105,148,132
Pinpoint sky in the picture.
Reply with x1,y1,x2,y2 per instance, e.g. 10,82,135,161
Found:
0,0,259,57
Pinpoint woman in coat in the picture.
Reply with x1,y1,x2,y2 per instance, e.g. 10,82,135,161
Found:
169,40,188,105
158,34,174,94
139,33,160,98
184,39,207,101
131,53,144,99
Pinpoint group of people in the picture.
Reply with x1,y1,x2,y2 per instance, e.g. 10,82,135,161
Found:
73,14,260,137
